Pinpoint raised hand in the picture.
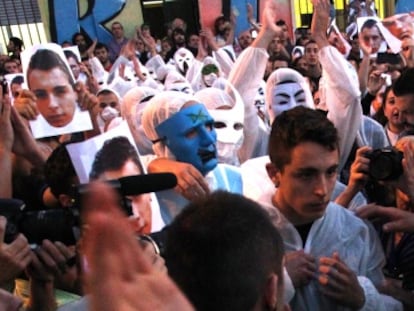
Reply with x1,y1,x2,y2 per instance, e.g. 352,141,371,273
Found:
81,181,194,311
311,0,331,47
13,89,39,121
148,158,210,201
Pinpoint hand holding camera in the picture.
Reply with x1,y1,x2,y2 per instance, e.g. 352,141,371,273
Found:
0,216,32,286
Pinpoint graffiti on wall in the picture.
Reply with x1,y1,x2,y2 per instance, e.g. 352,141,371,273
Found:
396,0,414,14
38,0,143,44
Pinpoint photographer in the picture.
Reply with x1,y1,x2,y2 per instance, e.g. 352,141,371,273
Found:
355,135,414,309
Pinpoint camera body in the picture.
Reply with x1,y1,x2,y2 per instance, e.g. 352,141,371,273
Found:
0,198,78,245
1,173,177,246
367,148,403,181
0,75,8,95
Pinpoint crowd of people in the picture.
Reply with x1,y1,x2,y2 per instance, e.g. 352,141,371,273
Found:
1,0,414,309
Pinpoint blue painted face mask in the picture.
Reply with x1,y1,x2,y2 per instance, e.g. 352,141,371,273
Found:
155,103,218,175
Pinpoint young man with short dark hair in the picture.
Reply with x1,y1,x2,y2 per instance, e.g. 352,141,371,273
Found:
164,190,286,311
263,106,402,310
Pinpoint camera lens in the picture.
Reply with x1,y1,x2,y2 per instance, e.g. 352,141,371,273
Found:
368,148,403,181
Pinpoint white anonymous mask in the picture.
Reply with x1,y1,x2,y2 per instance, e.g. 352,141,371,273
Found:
269,81,307,120
174,48,194,75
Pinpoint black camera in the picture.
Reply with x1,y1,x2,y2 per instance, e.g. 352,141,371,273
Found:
1,198,78,245
367,148,403,181
0,75,8,95
1,173,177,247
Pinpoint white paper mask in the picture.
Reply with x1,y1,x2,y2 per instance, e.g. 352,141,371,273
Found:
100,106,119,122
173,47,194,75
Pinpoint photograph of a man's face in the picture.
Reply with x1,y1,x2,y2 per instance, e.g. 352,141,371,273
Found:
22,43,92,138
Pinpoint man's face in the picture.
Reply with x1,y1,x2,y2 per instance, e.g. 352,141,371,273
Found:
304,43,319,66
280,25,289,41
97,92,120,121
28,67,77,127
155,103,217,175
6,41,15,53
188,35,199,49
383,89,404,131
296,57,308,72
172,18,186,31
74,35,88,52
4,61,18,73
273,142,339,225
94,47,109,64
401,37,414,68
111,23,124,39
238,32,252,50
173,32,186,46
361,26,383,54
396,94,414,131
66,57,80,79
97,159,152,234
10,83,23,98
135,39,145,53
269,37,283,53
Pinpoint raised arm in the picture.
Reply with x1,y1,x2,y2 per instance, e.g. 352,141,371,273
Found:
228,0,281,162
82,182,194,311
311,0,362,171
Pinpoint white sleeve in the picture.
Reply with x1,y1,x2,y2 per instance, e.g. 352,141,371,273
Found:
212,48,234,77
320,45,362,171
228,47,268,162
185,58,203,86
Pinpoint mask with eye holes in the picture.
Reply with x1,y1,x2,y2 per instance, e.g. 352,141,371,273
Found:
195,83,244,166
266,68,315,124
173,47,194,76
155,103,218,175
270,81,308,119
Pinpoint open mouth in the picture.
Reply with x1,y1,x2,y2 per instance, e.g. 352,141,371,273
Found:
198,149,216,163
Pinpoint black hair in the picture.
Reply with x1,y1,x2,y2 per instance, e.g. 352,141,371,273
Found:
89,136,143,180
393,68,414,97
269,106,338,170
94,42,109,51
165,190,285,311
360,19,379,32
10,75,24,86
373,85,393,126
44,143,77,198
9,37,23,51
64,49,80,63
304,39,318,49
27,48,75,88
